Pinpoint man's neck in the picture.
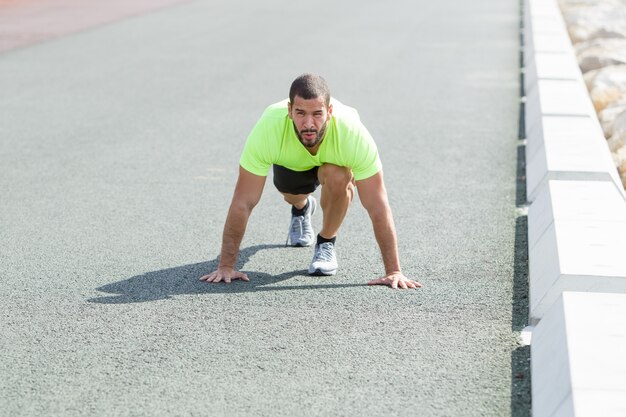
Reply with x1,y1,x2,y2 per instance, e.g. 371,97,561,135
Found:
307,141,322,155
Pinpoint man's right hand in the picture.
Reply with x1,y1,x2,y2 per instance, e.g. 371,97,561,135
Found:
199,267,249,284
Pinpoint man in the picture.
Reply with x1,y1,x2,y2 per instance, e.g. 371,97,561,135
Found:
200,73,421,290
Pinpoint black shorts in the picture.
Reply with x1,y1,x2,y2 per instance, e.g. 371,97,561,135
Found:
273,164,320,195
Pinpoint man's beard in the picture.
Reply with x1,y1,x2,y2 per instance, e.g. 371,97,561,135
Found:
294,121,328,148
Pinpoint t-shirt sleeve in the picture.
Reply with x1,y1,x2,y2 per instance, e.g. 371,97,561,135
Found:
239,116,273,176
348,123,383,181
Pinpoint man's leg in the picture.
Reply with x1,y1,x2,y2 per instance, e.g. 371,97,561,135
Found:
273,165,319,247
318,163,355,239
281,193,309,210
281,192,318,246
308,164,354,276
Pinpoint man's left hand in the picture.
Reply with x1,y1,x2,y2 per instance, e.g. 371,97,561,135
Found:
367,272,422,289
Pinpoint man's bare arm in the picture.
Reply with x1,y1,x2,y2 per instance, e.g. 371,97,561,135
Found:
356,171,422,289
200,166,266,283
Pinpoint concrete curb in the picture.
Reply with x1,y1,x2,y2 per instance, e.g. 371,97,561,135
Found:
523,0,626,415
527,180,626,321
523,0,624,202
531,292,626,417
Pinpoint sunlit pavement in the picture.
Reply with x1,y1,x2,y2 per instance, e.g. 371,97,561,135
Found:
0,1,529,416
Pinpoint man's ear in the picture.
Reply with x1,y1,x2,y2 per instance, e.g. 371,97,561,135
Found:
287,101,293,120
327,103,333,120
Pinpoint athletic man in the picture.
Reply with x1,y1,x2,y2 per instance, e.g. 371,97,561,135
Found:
200,74,422,289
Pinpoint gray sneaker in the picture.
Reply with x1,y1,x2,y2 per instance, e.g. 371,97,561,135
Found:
286,196,317,247
308,241,338,276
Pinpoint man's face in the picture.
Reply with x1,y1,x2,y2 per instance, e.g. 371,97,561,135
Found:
288,95,333,149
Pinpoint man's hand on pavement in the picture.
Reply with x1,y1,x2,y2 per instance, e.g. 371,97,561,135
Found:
367,272,422,289
199,267,249,284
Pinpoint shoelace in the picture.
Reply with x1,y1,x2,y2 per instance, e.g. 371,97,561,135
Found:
285,215,304,245
313,242,334,262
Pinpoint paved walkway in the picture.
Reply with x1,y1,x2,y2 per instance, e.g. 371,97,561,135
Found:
0,0,190,53
0,1,529,416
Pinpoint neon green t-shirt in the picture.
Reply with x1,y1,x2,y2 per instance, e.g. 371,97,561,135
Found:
239,98,382,181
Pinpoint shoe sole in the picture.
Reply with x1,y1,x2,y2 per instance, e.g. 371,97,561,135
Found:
308,267,337,276
292,242,314,247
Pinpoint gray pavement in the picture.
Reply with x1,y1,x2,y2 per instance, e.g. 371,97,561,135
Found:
0,0,529,416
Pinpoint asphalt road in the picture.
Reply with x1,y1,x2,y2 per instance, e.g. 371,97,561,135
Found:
0,0,529,416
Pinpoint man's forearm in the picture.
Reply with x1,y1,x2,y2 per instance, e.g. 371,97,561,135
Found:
369,206,401,274
218,204,252,269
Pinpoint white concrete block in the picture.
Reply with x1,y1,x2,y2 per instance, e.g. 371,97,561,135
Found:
525,115,623,202
526,0,561,17
524,52,583,94
526,115,601,162
528,180,626,250
524,29,573,66
523,0,567,54
532,292,626,417
570,390,626,417
525,80,595,135
529,220,626,321
552,395,575,417
531,295,571,416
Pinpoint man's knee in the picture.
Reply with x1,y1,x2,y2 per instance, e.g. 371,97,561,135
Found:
281,192,309,207
319,164,354,193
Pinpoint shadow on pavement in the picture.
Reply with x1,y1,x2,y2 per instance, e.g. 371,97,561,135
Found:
510,214,531,416
89,244,363,304
510,28,532,415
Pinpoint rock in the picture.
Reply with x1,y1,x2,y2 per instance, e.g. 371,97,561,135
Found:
615,146,626,169
585,64,626,90
575,39,626,72
608,129,626,152
584,65,626,111
569,25,626,45
598,99,626,136
583,68,600,90
614,146,626,187
611,109,626,136
559,0,626,43
559,0,626,190
591,87,626,112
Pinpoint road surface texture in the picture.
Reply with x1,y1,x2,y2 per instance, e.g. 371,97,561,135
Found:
0,0,529,416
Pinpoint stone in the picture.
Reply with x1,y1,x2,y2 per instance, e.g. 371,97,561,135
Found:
582,64,626,94
582,67,599,89
610,108,626,136
616,146,626,171
559,0,626,43
575,39,626,73
598,99,626,136
584,64,626,111
607,130,626,152
613,146,626,188
590,87,626,112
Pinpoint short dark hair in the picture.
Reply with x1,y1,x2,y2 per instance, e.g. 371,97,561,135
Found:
289,73,331,107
